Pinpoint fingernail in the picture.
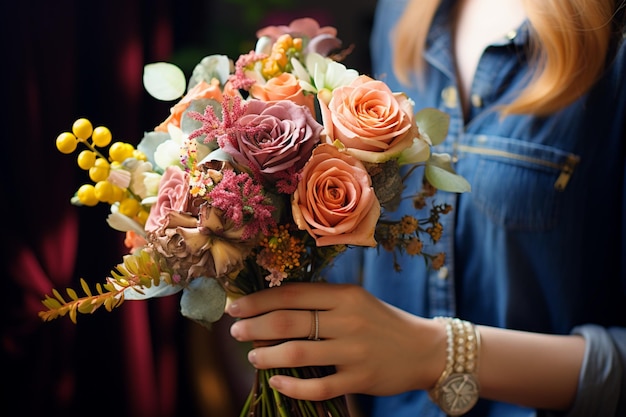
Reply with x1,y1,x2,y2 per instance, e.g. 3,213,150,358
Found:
230,323,241,340
269,376,282,389
228,301,240,316
248,350,257,366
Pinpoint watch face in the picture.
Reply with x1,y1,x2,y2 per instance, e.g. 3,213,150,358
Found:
439,373,480,416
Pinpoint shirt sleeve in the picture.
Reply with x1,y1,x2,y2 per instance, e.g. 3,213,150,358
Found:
546,325,626,416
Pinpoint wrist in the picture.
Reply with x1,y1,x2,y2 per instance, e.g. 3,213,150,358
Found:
427,317,452,389
428,317,481,416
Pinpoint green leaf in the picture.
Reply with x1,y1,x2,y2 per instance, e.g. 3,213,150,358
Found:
180,277,226,328
415,108,450,146
143,62,186,101
424,153,471,193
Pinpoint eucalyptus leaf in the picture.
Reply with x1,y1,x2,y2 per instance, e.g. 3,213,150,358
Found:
137,131,171,169
189,54,231,88
424,153,471,193
181,98,222,137
143,62,186,101
180,277,227,329
415,108,450,146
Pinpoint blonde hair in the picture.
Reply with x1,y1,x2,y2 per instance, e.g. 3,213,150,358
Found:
393,0,623,116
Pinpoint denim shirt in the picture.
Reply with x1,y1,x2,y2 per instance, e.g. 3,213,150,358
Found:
327,0,626,416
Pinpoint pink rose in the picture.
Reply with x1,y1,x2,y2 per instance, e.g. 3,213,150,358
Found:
249,72,316,117
291,143,380,247
221,99,322,183
145,166,190,233
319,75,418,163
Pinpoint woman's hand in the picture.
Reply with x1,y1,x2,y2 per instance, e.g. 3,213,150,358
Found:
226,282,446,401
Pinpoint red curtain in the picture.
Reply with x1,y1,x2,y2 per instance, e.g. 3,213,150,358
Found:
0,1,242,416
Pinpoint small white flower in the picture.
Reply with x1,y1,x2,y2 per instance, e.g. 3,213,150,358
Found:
106,206,146,235
296,53,359,93
142,172,162,199
154,139,183,170
255,36,273,55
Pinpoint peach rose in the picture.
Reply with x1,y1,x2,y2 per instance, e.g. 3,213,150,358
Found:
319,75,418,163
249,72,315,117
155,79,224,132
291,143,380,247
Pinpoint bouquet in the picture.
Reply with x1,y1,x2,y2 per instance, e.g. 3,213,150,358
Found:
40,17,469,417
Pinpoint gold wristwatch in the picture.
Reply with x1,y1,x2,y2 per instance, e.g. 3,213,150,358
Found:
428,317,481,416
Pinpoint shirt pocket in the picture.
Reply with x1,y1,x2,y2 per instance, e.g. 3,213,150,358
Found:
457,135,580,231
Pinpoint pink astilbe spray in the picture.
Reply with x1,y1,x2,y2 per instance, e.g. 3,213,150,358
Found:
274,167,302,194
188,95,255,145
208,169,275,240
228,51,267,91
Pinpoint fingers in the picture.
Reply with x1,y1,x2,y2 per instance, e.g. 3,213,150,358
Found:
268,368,358,401
230,309,317,341
247,339,358,370
231,307,350,342
226,282,351,318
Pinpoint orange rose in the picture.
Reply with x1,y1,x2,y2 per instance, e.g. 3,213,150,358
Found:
155,79,224,132
249,72,316,117
291,143,380,247
319,75,418,163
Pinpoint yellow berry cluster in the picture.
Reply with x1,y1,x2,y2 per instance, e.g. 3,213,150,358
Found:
55,118,150,225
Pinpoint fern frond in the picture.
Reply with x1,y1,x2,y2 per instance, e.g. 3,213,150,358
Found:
38,278,128,323
67,288,78,300
80,279,93,297
52,289,67,304
39,249,176,323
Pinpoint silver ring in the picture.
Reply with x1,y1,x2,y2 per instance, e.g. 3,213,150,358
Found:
307,310,320,340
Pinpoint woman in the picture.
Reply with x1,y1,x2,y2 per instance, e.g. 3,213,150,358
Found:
227,0,626,415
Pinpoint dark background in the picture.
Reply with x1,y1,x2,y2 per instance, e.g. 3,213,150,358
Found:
1,1,375,416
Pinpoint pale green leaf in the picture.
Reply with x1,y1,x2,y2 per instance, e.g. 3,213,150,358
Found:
424,153,471,193
143,62,186,101
415,108,450,146
180,277,226,328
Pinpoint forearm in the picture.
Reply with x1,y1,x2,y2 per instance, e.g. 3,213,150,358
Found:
477,325,585,411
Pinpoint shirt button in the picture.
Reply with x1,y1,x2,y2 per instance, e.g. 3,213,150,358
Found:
437,266,449,279
506,29,517,40
441,86,458,109
470,94,483,108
